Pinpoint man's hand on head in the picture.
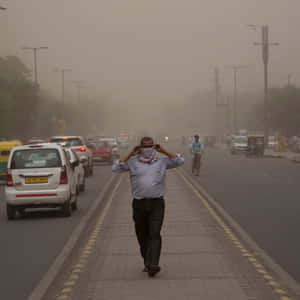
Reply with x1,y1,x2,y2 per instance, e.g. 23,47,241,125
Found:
120,145,140,163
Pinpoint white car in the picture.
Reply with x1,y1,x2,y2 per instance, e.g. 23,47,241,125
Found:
49,136,93,177
5,143,78,220
65,148,86,193
231,135,248,154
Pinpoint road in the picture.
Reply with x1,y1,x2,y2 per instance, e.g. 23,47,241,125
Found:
179,144,300,284
0,164,113,300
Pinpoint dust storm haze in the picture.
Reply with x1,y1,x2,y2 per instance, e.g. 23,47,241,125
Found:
1,0,300,136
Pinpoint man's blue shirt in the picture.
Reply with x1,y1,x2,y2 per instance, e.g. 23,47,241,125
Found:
112,154,184,199
191,141,204,153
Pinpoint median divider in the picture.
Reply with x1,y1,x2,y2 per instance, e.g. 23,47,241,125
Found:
27,172,121,300
178,166,300,298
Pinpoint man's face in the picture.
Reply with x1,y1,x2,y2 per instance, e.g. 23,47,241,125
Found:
142,139,154,148
195,137,199,142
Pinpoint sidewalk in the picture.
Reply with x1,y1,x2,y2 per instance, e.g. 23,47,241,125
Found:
66,171,288,300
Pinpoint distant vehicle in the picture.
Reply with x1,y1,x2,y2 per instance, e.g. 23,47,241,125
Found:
231,135,248,154
268,136,278,149
87,140,113,164
117,136,130,149
0,140,22,180
5,143,78,220
49,136,93,177
65,148,86,193
99,137,120,159
246,135,265,157
26,138,46,145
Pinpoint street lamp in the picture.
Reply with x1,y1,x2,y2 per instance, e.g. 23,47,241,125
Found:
225,65,248,134
247,24,279,140
22,46,48,87
54,68,72,118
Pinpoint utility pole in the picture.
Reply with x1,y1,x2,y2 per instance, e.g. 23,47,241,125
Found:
22,46,48,88
214,67,220,137
225,65,247,134
249,24,279,142
54,68,72,118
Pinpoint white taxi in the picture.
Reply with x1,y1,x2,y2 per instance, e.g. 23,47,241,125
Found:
5,143,77,220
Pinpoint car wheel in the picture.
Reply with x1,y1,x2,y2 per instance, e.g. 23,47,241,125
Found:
89,163,93,176
84,166,89,177
71,193,78,211
7,204,16,220
79,177,85,192
62,198,72,217
18,208,26,218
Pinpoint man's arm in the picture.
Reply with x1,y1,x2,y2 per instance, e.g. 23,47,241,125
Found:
155,144,184,169
112,146,140,173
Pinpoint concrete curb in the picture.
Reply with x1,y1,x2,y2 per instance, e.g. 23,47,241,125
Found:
179,167,300,297
27,173,120,300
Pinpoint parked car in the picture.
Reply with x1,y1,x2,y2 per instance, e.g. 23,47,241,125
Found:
231,135,248,154
87,140,113,164
65,148,86,193
5,143,78,220
49,136,93,177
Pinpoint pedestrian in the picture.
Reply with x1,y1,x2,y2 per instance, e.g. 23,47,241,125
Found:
112,136,184,277
190,134,204,176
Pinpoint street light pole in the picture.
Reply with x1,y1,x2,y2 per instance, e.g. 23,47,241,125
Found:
225,65,247,134
22,46,48,88
54,68,72,118
214,67,220,137
250,24,279,142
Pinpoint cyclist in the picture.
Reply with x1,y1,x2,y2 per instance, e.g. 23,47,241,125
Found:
191,134,204,176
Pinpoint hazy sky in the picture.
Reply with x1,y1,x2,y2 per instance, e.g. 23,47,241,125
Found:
1,0,300,131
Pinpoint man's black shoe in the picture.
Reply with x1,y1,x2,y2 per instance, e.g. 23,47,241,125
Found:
148,265,161,277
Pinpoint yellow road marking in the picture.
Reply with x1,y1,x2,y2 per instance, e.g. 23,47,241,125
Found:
177,170,293,300
55,175,124,300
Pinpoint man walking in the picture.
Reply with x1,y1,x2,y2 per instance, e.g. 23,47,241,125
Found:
191,134,204,176
112,137,184,277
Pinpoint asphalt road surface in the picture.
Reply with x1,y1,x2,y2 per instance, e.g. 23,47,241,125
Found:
179,144,300,284
0,164,113,300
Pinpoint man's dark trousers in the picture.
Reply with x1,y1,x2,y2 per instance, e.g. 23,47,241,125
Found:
132,198,165,267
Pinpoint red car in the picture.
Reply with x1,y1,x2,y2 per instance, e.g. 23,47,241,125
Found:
87,140,113,164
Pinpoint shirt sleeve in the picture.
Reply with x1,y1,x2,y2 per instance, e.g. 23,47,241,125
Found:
165,154,184,169
112,159,130,173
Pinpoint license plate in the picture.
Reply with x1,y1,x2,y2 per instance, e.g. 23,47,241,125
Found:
25,177,48,184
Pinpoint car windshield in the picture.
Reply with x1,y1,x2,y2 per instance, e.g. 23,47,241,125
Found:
50,138,83,147
11,149,62,169
234,136,248,143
